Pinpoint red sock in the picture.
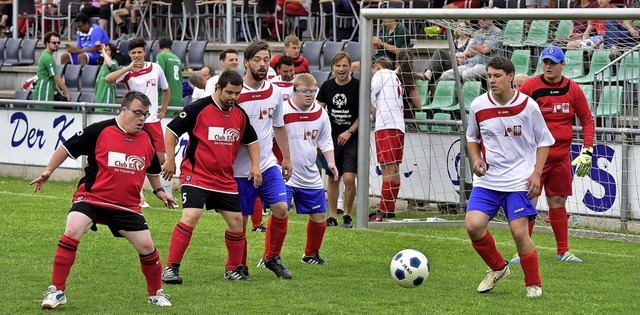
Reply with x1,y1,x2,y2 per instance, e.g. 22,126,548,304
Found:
520,250,542,287
264,215,288,260
379,181,400,213
242,228,248,266
471,232,505,271
251,198,264,229
166,222,194,267
52,234,80,291
225,230,245,270
549,207,569,255
528,219,536,237
305,219,327,257
139,248,162,296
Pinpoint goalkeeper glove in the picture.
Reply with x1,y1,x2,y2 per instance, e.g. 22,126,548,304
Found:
571,147,593,177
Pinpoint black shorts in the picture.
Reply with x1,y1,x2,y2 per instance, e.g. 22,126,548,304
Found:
181,185,241,212
70,202,148,238
80,5,112,21
329,135,358,176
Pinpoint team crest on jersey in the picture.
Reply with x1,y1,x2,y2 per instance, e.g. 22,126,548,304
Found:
304,129,319,140
552,102,570,113
208,127,240,143
504,125,522,137
332,93,347,108
283,94,290,101
107,151,146,172
259,107,275,119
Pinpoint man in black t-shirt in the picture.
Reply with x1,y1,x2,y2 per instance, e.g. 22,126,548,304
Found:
316,51,359,228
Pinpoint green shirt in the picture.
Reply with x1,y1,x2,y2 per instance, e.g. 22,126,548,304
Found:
94,60,119,106
156,50,183,107
374,24,409,61
33,51,57,102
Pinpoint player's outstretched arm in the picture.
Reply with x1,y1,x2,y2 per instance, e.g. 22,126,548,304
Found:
29,146,70,193
247,142,262,188
148,175,177,209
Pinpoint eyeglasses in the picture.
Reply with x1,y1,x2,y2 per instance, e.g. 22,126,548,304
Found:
49,41,60,45
294,88,318,95
125,107,151,118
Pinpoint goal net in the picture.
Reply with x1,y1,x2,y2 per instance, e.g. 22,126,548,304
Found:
355,7,640,242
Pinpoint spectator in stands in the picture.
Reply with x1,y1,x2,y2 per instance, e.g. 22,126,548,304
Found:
395,49,422,130
0,3,12,32
270,35,310,74
422,20,471,84
513,73,529,89
566,0,615,49
155,37,184,115
80,0,119,32
439,18,503,82
61,13,110,66
191,66,214,102
94,43,119,109
33,32,71,105
317,51,359,228
271,56,296,101
113,0,142,40
602,7,640,59
442,0,481,8
274,0,310,38
204,49,239,95
554,0,599,46
351,19,410,73
525,0,550,8
37,1,62,33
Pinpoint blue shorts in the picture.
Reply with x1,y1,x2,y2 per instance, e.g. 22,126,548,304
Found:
71,52,101,65
236,165,287,216
286,186,327,215
467,187,537,222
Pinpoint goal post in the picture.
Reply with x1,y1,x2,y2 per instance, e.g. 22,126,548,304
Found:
354,8,640,241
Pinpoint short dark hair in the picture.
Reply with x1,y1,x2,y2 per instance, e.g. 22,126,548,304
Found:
486,56,515,75
217,70,243,91
374,57,393,70
122,91,151,109
220,48,238,61
74,13,90,24
44,31,60,44
128,37,146,52
244,39,270,62
276,56,294,69
332,51,351,65
158,37,172,49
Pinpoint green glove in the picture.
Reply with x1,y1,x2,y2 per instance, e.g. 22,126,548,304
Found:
571,147,593,177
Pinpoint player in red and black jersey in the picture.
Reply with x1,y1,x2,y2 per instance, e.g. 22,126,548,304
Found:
161,70,262,282
269,35,310,74
517,46,595,263
31,91,177,309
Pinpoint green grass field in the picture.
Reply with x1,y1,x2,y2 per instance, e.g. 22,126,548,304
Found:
1,175,638,314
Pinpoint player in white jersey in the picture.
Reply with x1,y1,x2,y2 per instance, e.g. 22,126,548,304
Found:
105,37,171,207
465,57,554,298
204,49,239,96
235,40,294,279
369,57,406,222
282,74,338,264
270,56,296,102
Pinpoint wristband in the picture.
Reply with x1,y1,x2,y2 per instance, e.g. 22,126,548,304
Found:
152,187,165,196
348,128,354,134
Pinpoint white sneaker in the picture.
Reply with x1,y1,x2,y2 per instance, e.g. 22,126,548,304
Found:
477,262,510,293
42,285,67,309
148,289,171,307
526,285,543,298
140,199,150,208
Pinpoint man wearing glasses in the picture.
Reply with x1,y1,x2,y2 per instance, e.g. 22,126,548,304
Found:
34,32,71,104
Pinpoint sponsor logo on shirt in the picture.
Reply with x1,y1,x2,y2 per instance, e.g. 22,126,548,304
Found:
503,125,522,137
208,127,240,144
108,152,146,173
303,129,318,140
332,93,347,108
259,107,275,119
552,102,570,114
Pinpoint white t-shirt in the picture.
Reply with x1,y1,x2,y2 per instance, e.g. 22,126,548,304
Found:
371,68,405,132
204,74,220,96
116,62,169,123
191,86,207,102
466,90,555,192
282,99,333,189
270,75,294,102
233,80,284,177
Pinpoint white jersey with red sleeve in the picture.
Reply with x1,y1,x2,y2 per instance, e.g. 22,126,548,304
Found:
466,90,555,192
116,62,169,123
270,75,294,102
282,99,333,189
371,68,405,132
233,80,284,177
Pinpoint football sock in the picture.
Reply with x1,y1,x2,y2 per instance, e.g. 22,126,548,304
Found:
471,232,505,271
242,228,248,266
139,248,162,296
52,234,80,291
251,198,263,229
225,230,245,270
528,219,535,237
549,207,569,255
166,222,194,267
264,215,288,260
379,181,400,213
520,250,542,287
305,219,327,257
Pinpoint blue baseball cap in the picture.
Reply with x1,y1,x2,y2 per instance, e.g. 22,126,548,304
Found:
540,45,565,63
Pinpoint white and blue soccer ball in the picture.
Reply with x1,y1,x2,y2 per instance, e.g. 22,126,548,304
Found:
390,249,430,288
580,39,595,49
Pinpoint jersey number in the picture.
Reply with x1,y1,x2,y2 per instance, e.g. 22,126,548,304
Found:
173,65,180,81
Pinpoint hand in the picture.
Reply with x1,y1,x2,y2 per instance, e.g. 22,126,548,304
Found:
162,159,176,181
337,130,351,146
280,158,293,181
631,29,639,37
157,191,177,209
526,172,541,199
29,171,52,192
156,110,166,120
65,92,72,101
328,164,339,181
248,166,262,188
472,160,488,177
571,147,593,177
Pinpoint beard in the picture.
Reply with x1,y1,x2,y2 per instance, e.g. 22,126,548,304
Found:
250,67,266,81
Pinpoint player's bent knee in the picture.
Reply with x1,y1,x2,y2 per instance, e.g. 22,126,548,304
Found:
180,208,203,227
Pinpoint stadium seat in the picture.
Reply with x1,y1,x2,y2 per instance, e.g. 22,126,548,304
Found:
57,64,66,77
607,52,640,82
595,85,624,118
80,65,100,93
186,40,207,70
310,69,331,85
511,49,531,76
573,50,613,84
524,20,550,47
431,112,453,133
554,19,573,41
578,84,594,108
145,40,155,62
343,41,361,63
117,40,132,65
415,111,428,132
69,91,81,102
14,90,31,100
562,49,585,80
301,41,324,71
0,37,7,63
425,80,456,111
171,40,190,68
79,92,95,103
13,39,39,66
63,64,82,92
459,81,483,111
3,38,22,66
502,20,525,49
416,79,428,107
321,41,345,70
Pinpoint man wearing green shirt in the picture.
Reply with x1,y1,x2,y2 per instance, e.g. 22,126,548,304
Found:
155,37,183,115
33,32,71,104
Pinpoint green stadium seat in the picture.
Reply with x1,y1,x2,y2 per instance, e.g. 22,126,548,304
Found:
425,80,457,111
595,85,624,117
562,49,585,80
554,19,573,41
524,20,550,47
607,52,640,82
415,111,428,132
431,112,453,133
511,49,531,76
573,50,613,84
458,81,483,111
416,79,429,108
503,20,525,49
578,84,594,109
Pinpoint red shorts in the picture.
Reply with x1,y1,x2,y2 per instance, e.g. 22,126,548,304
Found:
540,158,572,197
144,121,166,153
375,129,404,165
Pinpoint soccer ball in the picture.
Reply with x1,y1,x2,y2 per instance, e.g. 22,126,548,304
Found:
390,249,430,288
580,39,595,49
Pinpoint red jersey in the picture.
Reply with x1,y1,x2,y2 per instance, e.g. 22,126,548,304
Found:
270,54,310,74
167,96,258,193
65,118,162,213
518,75,595,164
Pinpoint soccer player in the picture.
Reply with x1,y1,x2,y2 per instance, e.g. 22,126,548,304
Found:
269,35,310,74
32,91,177,309
238,40,293,279
271,55,296,101
105,37,171,208
155,37,184,114
162,70,262,282
316,51,359,228
282,73,338,264
204,49,239,96
466,56,554,298
516,45,595,263
369,57,405,222
61,13,109,66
